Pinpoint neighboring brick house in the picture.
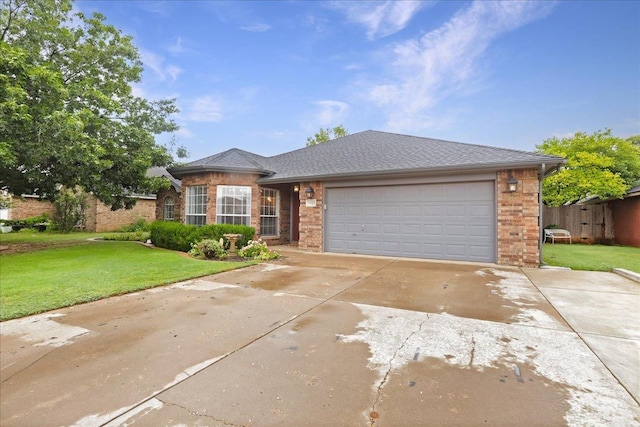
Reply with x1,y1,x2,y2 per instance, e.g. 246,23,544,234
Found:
4,194,156,232
168,130,565,267
611,186,640,247
575,185,640,247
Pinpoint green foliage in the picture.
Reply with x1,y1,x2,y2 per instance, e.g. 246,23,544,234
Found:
53,188,88,233
537,129,640,206
120,218,151,232
188,238,228,260
0,192,11,209
306,125,349,146
149,221,255,252
0,0,180,210
238,239,280,260
102,231,150,242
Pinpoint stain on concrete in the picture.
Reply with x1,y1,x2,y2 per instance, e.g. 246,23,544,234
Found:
374,359,570,426
338,303,640,426
337,261,568,330
0,313,90,348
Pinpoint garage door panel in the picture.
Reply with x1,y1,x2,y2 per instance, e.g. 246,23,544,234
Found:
445,225,466,236
445,244,467,257
382,223,401,233
403,223,421,234
423,224,442,236
469,225,491,236
325,181,495,262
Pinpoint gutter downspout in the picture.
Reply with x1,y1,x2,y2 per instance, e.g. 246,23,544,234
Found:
539,163,546,266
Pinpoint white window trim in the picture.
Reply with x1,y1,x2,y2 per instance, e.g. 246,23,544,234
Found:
185,185,207,225
260,188,279,237
216,185,252,226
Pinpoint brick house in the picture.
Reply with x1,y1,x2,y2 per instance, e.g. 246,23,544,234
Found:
5,194,156,232
610,186,640,247
168,130,565,267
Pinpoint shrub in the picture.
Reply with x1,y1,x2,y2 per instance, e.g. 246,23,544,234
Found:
149,221,255,252
188,238,228,260
121,218,151,232
53,188,88,233
103,231,151,242
23,214,50,228
238,239,280,260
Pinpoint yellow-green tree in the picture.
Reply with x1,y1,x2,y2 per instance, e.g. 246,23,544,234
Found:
537,129,640,206
306,125,349,146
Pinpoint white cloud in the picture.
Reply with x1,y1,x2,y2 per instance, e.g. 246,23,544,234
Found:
240,23,272,32
175,127,195,139
366,1,554,131
333,1,428,39
313,100,349,127
166,37,187,54
185,96,224,123
139,49,183,82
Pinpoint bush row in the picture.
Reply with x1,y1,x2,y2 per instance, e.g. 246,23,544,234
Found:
149,221,255,252
1,214,51,229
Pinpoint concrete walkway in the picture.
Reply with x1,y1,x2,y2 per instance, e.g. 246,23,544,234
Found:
524,268,640,404
1,251,639,426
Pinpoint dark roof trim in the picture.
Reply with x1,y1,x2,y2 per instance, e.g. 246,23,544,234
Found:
167,165,273,179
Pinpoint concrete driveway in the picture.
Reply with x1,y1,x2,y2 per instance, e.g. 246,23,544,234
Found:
1,250,638,426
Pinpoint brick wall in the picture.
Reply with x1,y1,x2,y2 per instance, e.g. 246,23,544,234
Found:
180,171,260,234
10,195,155,232
298,180,323,252
85,197,157,232
178,173,301,246
9,196,56,220
611,197,640,247
497,168,541,267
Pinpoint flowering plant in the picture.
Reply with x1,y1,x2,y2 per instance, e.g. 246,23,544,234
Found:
238,239,280,260
188,238,228,260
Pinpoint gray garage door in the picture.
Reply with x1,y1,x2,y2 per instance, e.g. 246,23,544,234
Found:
325,181,495,262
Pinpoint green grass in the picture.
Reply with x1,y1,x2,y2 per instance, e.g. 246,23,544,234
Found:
0,241,252,320
542,243,640,273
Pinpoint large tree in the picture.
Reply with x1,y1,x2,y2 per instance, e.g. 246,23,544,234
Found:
306,125,349,146
536,129,640,206
0,0,179,209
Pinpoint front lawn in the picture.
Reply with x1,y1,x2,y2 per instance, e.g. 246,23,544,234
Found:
542,243,640,273
0,241,252,320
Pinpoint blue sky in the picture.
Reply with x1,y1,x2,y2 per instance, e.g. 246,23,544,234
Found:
76,0,640,161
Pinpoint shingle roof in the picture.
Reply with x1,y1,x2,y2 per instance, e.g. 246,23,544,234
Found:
147,166,182,192
174,148,273,175
169,130,565,182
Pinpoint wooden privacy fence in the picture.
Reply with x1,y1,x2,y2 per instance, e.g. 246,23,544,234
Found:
542,203,614,244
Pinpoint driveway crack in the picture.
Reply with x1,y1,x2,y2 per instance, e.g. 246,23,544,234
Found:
368,318,427,426
159,398,246,427
469,335,476,368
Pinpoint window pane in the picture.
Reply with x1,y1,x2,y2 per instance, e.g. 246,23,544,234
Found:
259,188,279,236
186,186,207,226
164,197,174,221
216,185,251,225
